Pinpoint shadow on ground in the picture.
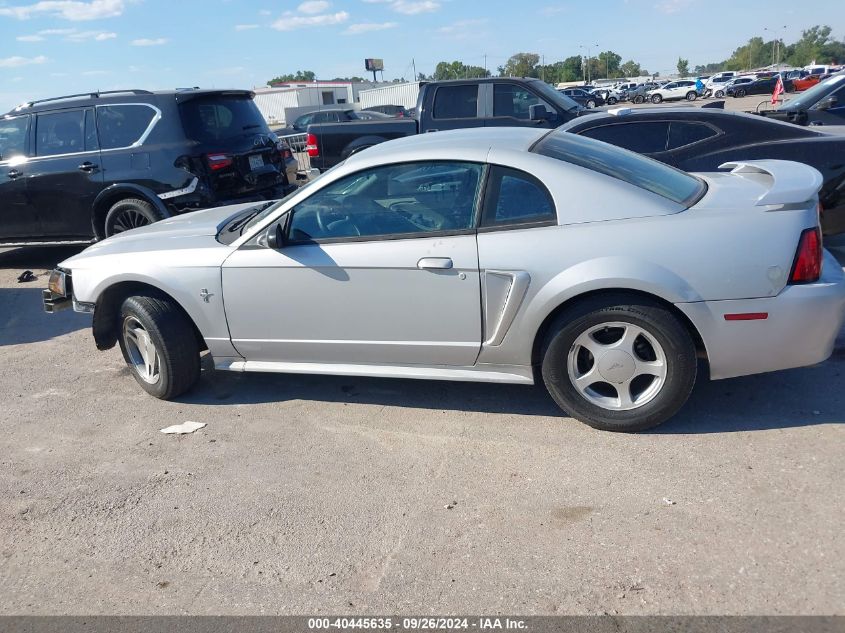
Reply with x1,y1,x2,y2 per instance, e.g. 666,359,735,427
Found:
0,287,91,346
179,341,845,434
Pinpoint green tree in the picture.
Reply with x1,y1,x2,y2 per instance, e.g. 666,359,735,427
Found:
498,53,540,78
268,70,316,84
595,51,623,79
537,56,583,84
620,60,647,78
432,60,490,80
676,57,690,77
787,25,833,66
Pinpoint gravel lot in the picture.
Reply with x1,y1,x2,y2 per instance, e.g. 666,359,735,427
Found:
1,101,844,615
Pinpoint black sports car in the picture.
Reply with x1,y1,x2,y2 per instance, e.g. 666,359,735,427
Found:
558,108,845,234
725,75,794,97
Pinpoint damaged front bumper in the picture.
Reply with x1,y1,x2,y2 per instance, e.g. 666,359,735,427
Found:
42,268,94,314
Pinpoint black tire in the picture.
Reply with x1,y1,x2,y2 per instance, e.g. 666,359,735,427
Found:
104,198,164,237
607,97,618,105
735,88,746,98
633,95,645,104
540,296,697,432
686,91,698,101
715,90,725,98
586,99,597,109
651,94,663,104
117,295,201,399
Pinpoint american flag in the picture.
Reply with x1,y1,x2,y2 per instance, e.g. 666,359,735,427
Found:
771,75,785,104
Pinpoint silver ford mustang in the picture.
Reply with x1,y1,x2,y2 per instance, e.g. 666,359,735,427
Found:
44,128,845,432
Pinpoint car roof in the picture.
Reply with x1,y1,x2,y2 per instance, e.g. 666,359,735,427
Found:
345,127,548,167
5,88,254,116
557,107,827,136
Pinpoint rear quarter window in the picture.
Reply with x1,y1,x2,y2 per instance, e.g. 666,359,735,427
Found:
96,104,157,149
533,131,705,206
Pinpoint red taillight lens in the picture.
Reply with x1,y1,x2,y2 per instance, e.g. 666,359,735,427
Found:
306,133,319,157
789,227,822,284
206,153,233,171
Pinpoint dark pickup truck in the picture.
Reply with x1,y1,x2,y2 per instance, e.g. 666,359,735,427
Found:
305,77,585,171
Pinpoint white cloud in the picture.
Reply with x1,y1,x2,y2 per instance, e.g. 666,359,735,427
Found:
131,37,167,46
0,0,125,21
361,0,439,14
82,69,110,75
271,11,349,30
0,55,48,68
66,30,117,41
539,5,566,15
298,0,329,13
235,23,259,30
392,0,439,14
16,34,45,41
344,21,397,34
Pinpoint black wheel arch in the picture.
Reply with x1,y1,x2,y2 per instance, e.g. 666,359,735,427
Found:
340,135,392,160
530,288,709,379
92,184,172,240
92,281,205,353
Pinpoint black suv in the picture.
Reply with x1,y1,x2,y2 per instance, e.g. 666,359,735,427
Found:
0,88,298,244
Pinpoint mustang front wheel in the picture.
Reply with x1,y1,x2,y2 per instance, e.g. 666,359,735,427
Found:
541,297,697,432
118,295,201,399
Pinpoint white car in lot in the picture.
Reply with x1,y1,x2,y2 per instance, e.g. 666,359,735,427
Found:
43,128,845,432
648,80,700,103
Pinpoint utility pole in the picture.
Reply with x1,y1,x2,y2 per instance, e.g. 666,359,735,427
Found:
542,55,545,82
412,57,417,81
483,53,488,76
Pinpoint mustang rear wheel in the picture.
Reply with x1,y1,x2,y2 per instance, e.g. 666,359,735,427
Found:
586,99,597,109
541,297,697,432
715,90,725,98
651,94,663,104
118,295,201,399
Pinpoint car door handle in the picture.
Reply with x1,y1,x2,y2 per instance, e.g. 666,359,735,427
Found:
7,169,22,179
417,257,453,270
78,162,99,173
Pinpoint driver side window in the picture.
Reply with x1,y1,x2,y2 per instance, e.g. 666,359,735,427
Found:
288,161,483,242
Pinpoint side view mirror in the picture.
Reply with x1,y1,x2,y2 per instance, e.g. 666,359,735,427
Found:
529,104,552,121
817,95,839,111
266,223,285,249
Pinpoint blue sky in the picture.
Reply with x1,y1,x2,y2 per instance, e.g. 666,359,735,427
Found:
1,0,843,110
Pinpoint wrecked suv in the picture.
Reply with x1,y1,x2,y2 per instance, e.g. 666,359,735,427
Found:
0,88,297,244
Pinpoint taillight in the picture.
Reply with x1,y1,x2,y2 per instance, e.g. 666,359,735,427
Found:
789,227,822,284
206,153,233,171
306,133,319,157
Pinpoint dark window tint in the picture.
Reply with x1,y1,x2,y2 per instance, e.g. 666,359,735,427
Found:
36,110,85,157
179,96,269,144
432,85,478,119
533,131,705,206
667,122,718,150
493,84,548,120
84,109,99,151
0,115,29,161
579,121,670,154
96,105,155,149
289,161,482,242
482,166,556,227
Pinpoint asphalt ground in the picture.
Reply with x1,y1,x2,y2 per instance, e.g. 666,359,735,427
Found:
0,236,843,615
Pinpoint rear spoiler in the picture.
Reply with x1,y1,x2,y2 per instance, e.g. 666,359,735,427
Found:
719,160,823,206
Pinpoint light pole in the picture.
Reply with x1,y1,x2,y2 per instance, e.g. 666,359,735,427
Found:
579,43,598,84
763,26,788,69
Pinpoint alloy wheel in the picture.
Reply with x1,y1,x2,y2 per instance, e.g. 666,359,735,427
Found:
122,316,161,384
112,209,152,234
566,321,667,411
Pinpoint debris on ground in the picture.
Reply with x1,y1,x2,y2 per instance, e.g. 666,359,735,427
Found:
662,498,676,506
17,270,37,283
444,500,458,510
160,421,207,435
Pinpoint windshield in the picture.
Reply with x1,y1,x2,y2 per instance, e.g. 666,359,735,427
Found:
532,80,583,112
778,75,845,111
179,95,270,144
532,130,706,207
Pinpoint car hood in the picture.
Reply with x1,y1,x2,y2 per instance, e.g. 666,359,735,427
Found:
60,202,262,267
